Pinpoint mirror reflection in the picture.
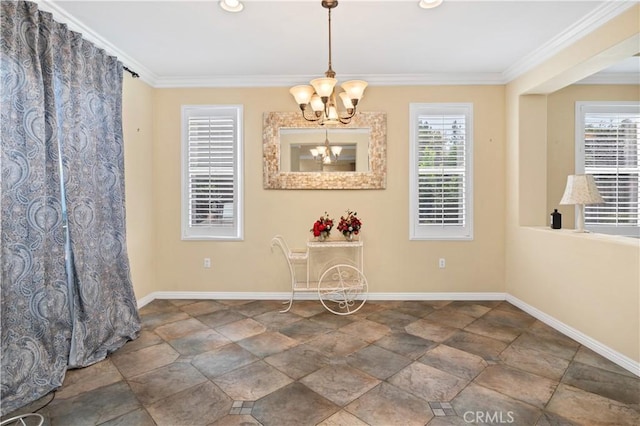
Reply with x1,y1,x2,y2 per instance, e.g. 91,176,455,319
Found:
280,128,369,173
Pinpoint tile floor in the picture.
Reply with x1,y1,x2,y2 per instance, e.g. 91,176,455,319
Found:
4,299,640,425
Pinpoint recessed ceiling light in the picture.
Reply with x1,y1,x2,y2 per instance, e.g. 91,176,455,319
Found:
419,0,443,9
220,0,243,13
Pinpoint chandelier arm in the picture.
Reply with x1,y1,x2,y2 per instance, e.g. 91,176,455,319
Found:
300,106,322,123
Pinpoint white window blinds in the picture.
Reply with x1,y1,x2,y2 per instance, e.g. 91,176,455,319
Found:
577,102,639,236
182,105,243,240
410,103,473,240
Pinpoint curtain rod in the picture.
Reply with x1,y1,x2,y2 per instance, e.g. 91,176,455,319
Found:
123,66,139,78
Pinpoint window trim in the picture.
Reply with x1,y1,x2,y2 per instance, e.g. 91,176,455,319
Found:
409,103,474,241
575,101,639,237
181,105,244,241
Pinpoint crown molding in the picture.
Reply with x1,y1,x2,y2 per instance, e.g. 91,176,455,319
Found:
576,72,640,85
502,0,638,82
35,0,158,86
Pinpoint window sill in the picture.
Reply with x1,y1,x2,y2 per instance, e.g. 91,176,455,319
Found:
524,226,640,247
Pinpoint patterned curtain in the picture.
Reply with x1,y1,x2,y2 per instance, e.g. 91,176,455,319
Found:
1,1,140,414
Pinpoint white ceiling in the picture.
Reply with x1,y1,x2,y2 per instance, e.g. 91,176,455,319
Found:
38,0,639,88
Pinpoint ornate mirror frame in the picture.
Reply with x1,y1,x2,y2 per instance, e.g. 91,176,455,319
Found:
263,111,387,189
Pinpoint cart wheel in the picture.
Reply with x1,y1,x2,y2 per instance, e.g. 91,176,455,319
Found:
318,264,368,315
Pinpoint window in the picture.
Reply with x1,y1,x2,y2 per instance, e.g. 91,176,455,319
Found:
182,105,243,240
409,103,473,240
576,102,639,237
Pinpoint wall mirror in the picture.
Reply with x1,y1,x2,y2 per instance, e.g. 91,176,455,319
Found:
263,111,386,189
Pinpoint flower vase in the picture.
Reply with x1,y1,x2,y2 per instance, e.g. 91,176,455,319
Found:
345,232,353,241
318,232,327,242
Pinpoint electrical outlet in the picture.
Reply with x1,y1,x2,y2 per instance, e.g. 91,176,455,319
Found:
204,258,211,268
439,258,446,269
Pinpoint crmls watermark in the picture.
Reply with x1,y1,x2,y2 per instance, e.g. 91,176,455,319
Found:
463,410,515,424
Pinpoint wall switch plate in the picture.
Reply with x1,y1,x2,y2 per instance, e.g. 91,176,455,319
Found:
439,258,446,269
204,258,211,268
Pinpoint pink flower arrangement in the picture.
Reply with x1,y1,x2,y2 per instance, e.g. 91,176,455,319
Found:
337,210,362,236
311,212,333,238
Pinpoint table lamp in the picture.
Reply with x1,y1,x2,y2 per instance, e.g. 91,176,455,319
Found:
559,174,604,233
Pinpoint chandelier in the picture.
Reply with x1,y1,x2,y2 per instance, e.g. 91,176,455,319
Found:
289,0,367,126
310,129,342,164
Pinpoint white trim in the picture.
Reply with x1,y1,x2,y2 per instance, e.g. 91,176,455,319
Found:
35,0,158,86
136,290,639,376
576,72,640,86
502,0,637,83
506,294,639,377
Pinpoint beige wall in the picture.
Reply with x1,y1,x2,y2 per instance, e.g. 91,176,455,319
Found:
122,75,156,300
547,84,640,228
150,85,505,295
505,5,640,362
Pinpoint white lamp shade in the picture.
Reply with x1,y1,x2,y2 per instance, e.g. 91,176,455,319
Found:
309,95,324,112
559,174,604,205
220,0,243,12
331,146,342,156
310,148,319,157
341,80,367,101
310,77,337,97
339,92,354,109
418,0,443,9
289,85,314,105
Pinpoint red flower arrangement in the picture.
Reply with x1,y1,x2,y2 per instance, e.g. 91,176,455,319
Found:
337,210,362,237
311,212,333,239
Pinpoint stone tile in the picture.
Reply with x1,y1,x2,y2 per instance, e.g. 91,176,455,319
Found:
500,344,570,381
251,382,338,426
426,417,476,426
192,343,259,379
474,364,557,408
389,362,469,402
305,331,368,357
346,344,412,380
252,310,304,330
464,317,523,343
528,320,580,346
282,300,323,318
318,409,368,426
392,300,438,318
510,332,579,361
167,328,231,356
451,383,541,426
348,301,388,319
214,360,293,400
264,344,330,380
405,318,459,343
309,311,356,329
209,414,262,426
375,332,438,360
419,344,487,381
346,382,434,425
338,319,391,343
140,311,191,330
216,318,267,341
100,408,156,426
445,330,508,361
535,411,582,426
128,362,207,405
301,365,380,406
546,383,640,425
116,330,164,354
217,299,254,306
56,359,123,400
110,342,179,378
278,318,333,343
424,308,477,329
480,308,536,329
494,301,527,314
179,300,226,316
197,309,247,328
236,331,299,358
146,381,232,426
168,299,200,307
154,317,210,341
446,301,493,318
46,381,140,425
235,300,283,317
573,346,637,378
562,361,640,405
139,299,181,315
366,309,420,331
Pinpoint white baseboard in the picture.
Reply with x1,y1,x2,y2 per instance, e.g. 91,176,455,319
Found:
136,290,638,377
506,294,640,377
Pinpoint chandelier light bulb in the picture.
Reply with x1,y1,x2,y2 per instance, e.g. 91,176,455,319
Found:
418,0,443,9
220,0,243,13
